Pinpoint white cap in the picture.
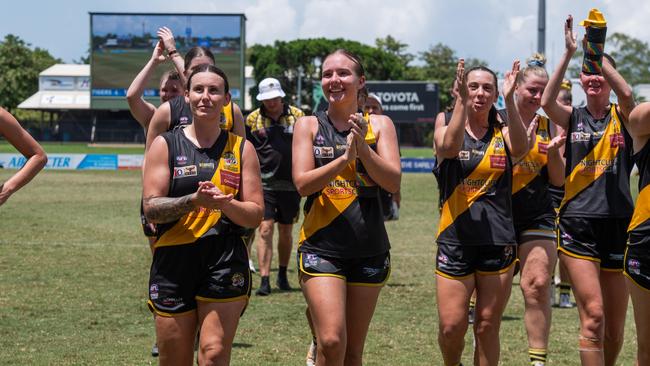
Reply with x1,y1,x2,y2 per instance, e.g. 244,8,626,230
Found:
367,93,383,108
256,77,286,101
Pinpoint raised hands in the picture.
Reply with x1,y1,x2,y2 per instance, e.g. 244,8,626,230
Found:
348,112,368,158
453,58,468,103
150,40,167,65
502,60,520,101
157,26,177,54
547,131,567,153
526,115,540,149
564,15,578,55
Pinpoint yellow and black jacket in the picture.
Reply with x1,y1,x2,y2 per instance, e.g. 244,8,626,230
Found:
629,139,650,246
154,128,244,248
561,105,633,218
298,111,389,258
169,95,235,132
434,116,516,246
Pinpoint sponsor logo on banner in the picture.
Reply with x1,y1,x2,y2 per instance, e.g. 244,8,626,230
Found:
173,165,197,178
314,146,334,158
221,170,240,189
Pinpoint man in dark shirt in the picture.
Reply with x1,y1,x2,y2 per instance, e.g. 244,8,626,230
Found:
246,78,304,295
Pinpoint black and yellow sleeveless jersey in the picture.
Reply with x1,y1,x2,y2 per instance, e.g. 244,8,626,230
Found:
154,128,244,248
169,95,236,132
245,104,304,191
628,139,650,246
298,111,389,258
434,121,516,246
509,114,555,224
561,105,634,218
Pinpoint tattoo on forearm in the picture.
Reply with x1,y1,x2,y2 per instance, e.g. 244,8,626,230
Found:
143,194,194,223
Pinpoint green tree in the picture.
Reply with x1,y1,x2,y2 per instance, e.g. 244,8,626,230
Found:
418,43,486,110
0,34,60,112
248,38,406,109
375,35,414,67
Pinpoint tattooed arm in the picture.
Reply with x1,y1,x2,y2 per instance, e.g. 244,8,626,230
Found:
143,194,196,224
143,135,181,223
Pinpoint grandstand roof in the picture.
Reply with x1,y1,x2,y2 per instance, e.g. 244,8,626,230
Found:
18,64,90,110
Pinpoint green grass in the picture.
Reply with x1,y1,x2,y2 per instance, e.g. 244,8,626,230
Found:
401,147,434,158
0,142,144,154
0,170,638,365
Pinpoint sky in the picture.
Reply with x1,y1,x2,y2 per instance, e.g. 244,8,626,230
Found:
1,0,649,73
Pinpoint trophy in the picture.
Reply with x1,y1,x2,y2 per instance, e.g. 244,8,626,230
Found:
580,8,607,75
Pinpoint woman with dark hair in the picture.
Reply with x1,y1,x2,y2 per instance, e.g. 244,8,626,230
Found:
145,40,245,150
143,64,263,365
625,102,650,366
292,49,401,365
0,108,47,206
433,59,528,366
541,15,635,366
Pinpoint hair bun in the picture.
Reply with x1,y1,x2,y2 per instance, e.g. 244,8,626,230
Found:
526,53,547,68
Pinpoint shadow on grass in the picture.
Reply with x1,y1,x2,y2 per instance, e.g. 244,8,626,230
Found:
233,343,253,348
501,315,521,321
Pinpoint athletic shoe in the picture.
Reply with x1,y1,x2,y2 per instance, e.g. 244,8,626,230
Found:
249,259,257,274
151,343,159,357
559,293,575,308
256,277,271,296
306,339,317,366
277,274,292,291
531,362,545,366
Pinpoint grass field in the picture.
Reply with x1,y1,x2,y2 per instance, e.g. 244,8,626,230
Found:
0,170,639,365
0,142,434,158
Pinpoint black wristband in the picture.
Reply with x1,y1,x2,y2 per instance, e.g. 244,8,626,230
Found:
168,49,178,57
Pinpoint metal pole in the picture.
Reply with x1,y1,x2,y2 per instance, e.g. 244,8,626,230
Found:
538,0,546,54
297,65,304,107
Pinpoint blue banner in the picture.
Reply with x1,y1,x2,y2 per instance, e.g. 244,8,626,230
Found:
401,158,436,173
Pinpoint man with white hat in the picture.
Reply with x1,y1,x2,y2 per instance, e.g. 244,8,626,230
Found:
246,77,304,295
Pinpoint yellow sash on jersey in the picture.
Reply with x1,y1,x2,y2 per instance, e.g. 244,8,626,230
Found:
560,105,622,210
155,133,243,248
219,102,234,131
299,122,377,243
356,113,378,187
437,127,507,237
512,116,549,194
629,184,650,232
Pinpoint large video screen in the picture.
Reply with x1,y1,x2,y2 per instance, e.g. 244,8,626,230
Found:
90,13,245,110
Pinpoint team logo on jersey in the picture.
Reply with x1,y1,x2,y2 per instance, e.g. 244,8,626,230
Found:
571,132,591,142
489,155,507,169
149,284,159,300
503,246,514,261
222,152,239,173
609,133,625,148
314,146,334,158
437,253,449,264
493,137,505,151
315,134,326,145
458,151,470,160
304,254,320,268
471,149,485,157
284,124,294,134
231,273,245,288
176,155,188,165
179,116,189,125
173,165,197,178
